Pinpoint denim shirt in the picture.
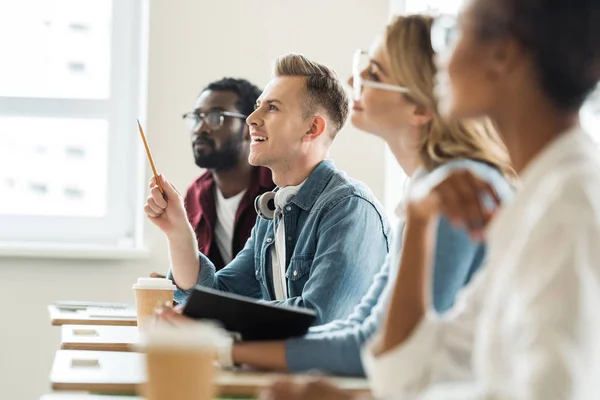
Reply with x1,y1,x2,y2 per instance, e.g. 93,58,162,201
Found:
284,159,514,376
169,160,392,325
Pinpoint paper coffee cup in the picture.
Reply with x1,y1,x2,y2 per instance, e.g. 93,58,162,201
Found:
140,323,220,400
133,277,176,331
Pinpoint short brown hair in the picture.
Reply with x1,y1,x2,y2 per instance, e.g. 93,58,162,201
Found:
274,53,349,138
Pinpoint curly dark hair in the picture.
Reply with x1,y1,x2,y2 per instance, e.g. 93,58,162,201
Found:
201,78,262,117
473,0,600,111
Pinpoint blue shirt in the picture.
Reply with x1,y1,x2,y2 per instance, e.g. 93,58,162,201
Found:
169,160,392,325
284,159,514,376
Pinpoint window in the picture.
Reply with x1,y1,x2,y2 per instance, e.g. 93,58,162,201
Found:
385,0,600,217
0,0,146,257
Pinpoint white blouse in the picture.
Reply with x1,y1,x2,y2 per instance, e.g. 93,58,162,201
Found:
363,127,600,400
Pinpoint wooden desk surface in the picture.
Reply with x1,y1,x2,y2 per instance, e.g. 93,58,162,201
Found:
50,350,370,397
61,325,139,352
49,306,137,327
41,396,252,400
41,396,139,400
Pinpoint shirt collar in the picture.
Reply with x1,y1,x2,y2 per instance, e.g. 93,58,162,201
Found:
274,179,307,210
288,159,337,211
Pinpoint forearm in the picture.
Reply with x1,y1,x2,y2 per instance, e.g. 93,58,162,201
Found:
166,226,201,291
375,216,436,355
285,319,377,376
232,341,288,371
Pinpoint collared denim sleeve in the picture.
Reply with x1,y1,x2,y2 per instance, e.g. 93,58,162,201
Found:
268,195,389,325
168,225,262,305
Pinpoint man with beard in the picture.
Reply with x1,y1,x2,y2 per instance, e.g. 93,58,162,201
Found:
181,78,275,270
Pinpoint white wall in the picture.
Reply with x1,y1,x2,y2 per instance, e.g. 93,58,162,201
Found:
0,1,389,399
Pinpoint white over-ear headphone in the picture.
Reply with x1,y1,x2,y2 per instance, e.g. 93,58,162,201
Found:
254,186,299,220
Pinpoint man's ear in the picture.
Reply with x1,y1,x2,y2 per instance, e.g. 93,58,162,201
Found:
302,115,327,142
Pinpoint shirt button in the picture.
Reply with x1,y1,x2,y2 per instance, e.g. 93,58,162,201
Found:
266,238,273,243
293,270,298,277
287,236,292,241
286,206,292,211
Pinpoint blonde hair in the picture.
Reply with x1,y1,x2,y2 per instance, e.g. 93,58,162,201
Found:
385,14,512,175
274,53,349,137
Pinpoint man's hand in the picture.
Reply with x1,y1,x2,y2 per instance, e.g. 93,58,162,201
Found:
148,176,201,291
260,379,366,400
144,175,191,237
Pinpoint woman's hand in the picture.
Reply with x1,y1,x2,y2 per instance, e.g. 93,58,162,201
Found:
154,302,192,326
407,169,501,241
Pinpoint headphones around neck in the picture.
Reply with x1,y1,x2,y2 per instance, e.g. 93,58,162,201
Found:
254,186,299,220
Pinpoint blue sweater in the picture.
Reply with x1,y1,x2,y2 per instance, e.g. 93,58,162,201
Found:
284,159,513,376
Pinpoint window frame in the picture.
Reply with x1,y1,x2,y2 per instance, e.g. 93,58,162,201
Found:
0,0,148,258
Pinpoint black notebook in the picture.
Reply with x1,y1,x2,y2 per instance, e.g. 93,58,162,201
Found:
182,286,317,341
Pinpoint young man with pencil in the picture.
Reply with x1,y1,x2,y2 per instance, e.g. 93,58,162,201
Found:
144,54,390,326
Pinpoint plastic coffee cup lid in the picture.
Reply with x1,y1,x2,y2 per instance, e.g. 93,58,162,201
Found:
132,277,177,291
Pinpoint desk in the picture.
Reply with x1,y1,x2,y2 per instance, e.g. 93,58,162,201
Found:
49,306,137,327
41,396,139,400
61,325,139,352
41,395,252,400
50,350,370,397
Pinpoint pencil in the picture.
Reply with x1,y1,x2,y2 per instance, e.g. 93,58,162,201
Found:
137,119,166,198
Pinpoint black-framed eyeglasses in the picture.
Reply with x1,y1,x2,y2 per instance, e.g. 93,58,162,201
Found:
430,15,459,57
181,110,247,131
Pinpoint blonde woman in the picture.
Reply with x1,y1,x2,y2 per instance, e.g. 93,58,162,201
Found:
226,14,512,377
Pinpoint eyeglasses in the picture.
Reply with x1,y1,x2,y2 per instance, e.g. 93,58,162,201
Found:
430,15,459,57
181,110,247,131
352,49,409,101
